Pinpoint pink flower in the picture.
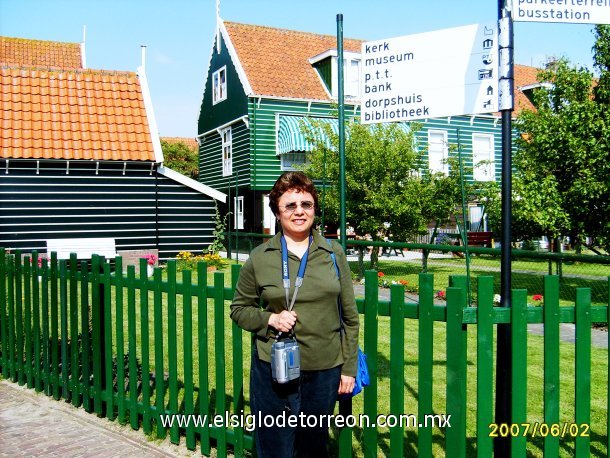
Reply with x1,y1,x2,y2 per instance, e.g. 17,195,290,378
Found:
436,290,446,300
144,254,157,266
36,255,48,268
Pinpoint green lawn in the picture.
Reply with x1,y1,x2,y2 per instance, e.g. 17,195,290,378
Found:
105,262,607,457
335,317,608,457
350,256,609,307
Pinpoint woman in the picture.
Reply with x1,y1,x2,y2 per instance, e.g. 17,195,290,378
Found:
230,171,359,457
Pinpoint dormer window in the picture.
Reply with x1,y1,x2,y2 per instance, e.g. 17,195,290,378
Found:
213,66,227,105
310,50,361,99
520,82,553,107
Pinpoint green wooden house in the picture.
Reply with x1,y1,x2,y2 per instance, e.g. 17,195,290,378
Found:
197,20,539,235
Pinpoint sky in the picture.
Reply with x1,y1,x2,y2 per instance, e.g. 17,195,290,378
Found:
0,0,601,138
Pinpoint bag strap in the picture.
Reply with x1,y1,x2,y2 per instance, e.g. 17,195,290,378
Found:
326,239,345,334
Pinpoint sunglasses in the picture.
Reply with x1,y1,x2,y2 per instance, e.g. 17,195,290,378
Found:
280,201,315,213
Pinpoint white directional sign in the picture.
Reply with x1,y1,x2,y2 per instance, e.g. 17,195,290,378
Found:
361,23,498,124
511,0,610,24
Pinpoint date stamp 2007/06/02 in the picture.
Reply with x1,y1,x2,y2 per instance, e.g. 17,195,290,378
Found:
489,422,590,439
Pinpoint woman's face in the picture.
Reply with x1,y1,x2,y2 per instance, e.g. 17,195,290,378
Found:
276,189,315,239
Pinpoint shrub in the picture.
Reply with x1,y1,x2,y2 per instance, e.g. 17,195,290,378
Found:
203,252,227,270
176,251,204,271
176,250,227,271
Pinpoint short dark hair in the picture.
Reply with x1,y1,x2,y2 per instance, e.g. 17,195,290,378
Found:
269,171,318,216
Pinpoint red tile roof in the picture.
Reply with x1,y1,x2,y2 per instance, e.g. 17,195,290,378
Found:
1,67,155,161
161,136,199,150
223,21,542,114
224,21,362,101
1,35,157,162
513,64,541,113
1,36,82,70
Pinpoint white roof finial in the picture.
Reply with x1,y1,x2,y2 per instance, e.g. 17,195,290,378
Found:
141,45,147,71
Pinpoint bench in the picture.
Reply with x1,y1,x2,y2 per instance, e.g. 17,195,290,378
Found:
46,237,117,260
466,231,494,248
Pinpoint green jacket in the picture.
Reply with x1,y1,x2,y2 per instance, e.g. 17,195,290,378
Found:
230,230,359,376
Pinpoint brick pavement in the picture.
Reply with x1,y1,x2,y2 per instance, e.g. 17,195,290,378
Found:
0,380,203,457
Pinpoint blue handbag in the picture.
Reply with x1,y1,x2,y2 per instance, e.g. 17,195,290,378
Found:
353,347,370,396
328,240,370,397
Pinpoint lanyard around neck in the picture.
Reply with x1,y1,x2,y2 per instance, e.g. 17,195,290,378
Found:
280,234,312,312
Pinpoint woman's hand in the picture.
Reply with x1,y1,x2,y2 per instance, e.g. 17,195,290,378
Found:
268,310,297,333
338,375,355,395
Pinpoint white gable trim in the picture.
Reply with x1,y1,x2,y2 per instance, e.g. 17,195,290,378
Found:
158,165,226,203
308,49,360,65
201,27,218,108
137,66,164,164
520,82,553,92
198,115,249,140
219,18,254,96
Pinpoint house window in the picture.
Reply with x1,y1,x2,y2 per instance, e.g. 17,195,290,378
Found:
469,205,487,231
281,152,308,171
213,66,227,105
472,133,495,181
428,130,448,175
344,59,361,97
234,196,244,230
221,127,232,176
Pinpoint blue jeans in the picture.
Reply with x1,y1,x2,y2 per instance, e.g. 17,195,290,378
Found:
250,347,341,458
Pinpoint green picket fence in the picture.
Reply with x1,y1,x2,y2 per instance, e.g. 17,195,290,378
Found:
0,247,608,457
225,233,610,307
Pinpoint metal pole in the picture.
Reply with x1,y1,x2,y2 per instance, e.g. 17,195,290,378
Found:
495,1,514,456
336,14,353,451
337,14,346,251
227,178,232,259
456,129,472,306
235,171,239,263
321,149,326,235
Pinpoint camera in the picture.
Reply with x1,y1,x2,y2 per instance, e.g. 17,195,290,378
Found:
270,337,300,383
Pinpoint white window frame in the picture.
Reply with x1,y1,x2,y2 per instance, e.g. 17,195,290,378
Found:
428,130,449,175
234,196,244,230
221,126,232,177
212,66,227,105
330,54,361,98
468,204,487,232
280,151,308,171
472,133,495,181
263,194,276,235
344,58,361,97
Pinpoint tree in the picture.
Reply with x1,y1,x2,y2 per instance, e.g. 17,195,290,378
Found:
592,25,610,251
302,119,462,271
513,25,610,254
160,139,199,180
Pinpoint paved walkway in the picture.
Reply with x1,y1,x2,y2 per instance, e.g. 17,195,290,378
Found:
528,323,608,348
0,380,203,458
